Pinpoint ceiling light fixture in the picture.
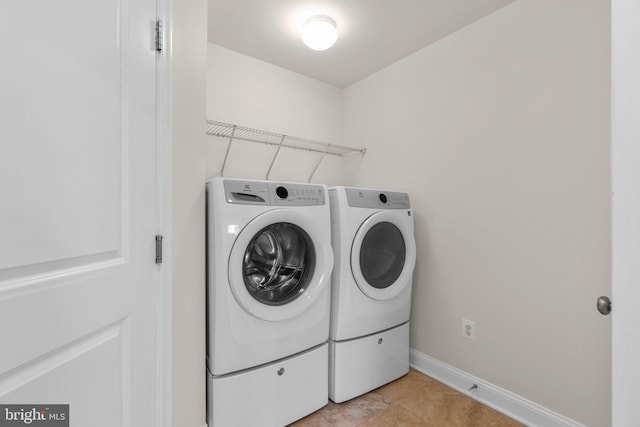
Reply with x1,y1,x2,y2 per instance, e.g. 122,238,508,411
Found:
301,15,338,51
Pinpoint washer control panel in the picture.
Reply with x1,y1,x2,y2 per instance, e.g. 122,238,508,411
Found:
344,187,410,209
267,182,326,206
222,179,325,206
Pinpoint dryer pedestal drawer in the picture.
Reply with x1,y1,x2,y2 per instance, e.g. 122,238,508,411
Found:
329,322,409,403
207,343,328,427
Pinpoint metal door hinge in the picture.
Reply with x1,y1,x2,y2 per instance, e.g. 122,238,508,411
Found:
155,20,163,52
155,235,163,264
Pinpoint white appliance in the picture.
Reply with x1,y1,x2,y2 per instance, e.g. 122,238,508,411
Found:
206,177,333,427
328,186,416,403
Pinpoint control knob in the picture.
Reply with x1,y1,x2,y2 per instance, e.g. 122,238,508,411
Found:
276,186,289,199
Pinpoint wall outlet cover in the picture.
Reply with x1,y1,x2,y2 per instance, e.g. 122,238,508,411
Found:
462,318,476,340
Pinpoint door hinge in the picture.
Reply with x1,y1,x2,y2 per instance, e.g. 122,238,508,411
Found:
155,235,163,264
155,20,163,52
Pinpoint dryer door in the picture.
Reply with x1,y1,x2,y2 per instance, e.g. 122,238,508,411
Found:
351,211,416,300
228,209,332,321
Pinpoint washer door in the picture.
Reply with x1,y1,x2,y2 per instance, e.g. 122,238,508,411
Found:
229,209,331,321
351,211,416,300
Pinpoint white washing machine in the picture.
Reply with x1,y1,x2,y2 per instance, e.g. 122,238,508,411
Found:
206,177,333,427
328,186,416,403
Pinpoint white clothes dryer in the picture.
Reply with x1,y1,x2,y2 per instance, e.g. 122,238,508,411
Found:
328,186,416,403
206,178,333,427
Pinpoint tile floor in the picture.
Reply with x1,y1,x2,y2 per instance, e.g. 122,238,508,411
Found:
288,369,525,427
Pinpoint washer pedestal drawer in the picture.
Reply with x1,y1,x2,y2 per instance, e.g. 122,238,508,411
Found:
329,322,410,403
207,343,328,427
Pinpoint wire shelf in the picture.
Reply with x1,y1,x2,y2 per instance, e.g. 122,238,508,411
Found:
205,120,366,182
205,120,366,157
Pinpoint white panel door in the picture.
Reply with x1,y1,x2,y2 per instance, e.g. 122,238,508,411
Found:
0,0,161,426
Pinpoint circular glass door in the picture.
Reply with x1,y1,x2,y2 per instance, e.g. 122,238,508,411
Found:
243,223,315,306
228,209,332,321
359,222,406,289
351,211,416,300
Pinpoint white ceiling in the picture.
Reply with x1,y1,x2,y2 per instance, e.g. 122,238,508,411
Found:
207,0,517,88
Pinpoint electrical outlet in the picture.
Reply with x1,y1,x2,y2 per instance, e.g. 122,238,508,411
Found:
462,318,476,340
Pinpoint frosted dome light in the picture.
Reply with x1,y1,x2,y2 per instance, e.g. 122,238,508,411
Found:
301,15,338,51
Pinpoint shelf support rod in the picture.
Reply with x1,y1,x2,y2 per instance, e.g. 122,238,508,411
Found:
308,144,330,183
219,125,237,177
266,134,286,180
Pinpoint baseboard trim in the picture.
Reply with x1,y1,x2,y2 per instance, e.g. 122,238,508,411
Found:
409,349,585,427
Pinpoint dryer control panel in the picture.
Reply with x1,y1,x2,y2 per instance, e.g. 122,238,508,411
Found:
223,179,326,206
345,188,410,209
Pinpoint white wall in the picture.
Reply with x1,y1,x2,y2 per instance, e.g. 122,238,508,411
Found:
206,44,345,185
171,0,208,426
342,0,611,425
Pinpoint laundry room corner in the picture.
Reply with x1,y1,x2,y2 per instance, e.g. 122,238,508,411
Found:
205,44,348,184
202,1,612,425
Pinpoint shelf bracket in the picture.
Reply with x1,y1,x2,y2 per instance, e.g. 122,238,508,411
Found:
308,144,330,183
219,125,237,177
265,134,286,180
